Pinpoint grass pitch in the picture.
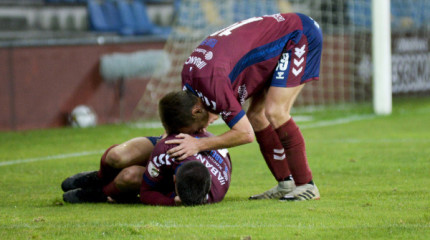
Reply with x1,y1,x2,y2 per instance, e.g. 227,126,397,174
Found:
1,97,429,239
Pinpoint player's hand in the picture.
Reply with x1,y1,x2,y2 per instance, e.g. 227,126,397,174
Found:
165,133,199,160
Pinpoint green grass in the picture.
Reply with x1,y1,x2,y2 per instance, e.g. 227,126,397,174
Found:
1,97,430,239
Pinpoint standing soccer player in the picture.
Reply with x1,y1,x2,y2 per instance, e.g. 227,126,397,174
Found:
167,13,323,201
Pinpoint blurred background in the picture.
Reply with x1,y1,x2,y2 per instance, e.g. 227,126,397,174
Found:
0,0,429,131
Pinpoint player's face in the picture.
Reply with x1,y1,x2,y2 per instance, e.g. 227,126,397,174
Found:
190,100,211,133
198,111,219,133
208,111,219,125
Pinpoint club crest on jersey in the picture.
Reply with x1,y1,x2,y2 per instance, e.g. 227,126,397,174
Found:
148,162,160,178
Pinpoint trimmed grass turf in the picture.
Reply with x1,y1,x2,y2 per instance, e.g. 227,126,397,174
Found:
1,97,429,239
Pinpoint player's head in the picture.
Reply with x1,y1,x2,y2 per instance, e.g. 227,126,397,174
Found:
175,161,211,206
159,90,209,134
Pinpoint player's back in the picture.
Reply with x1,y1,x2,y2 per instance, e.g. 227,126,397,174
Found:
183,13,304,93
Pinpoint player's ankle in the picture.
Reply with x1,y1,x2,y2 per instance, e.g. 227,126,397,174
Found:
280,175,293,182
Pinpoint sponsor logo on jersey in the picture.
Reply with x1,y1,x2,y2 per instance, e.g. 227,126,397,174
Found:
193,48,214,61
185,56,207,69
195,153,228,185
223,165,229,182
194,48,207,54
210,150,225,165
205,51,213,60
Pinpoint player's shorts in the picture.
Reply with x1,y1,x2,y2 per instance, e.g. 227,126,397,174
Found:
146,136,163,146
271,13,323,88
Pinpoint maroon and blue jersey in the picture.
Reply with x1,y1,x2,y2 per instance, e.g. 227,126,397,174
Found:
140,132,232,206
182,13,323,128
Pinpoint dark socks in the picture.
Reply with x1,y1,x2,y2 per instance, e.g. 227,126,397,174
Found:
255,125,291,181
275,118,312,185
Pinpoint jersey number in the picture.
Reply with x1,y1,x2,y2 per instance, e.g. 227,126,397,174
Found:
210,17,263,37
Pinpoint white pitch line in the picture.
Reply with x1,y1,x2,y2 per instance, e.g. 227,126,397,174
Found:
0,115,375,167
300,114,376,129
0,150,104,167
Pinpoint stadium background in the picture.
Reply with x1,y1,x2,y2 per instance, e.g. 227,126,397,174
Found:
0,0,429,131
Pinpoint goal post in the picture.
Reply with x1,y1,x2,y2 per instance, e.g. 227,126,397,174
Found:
372,0,392,115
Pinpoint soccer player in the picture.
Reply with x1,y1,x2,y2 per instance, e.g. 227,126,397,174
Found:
140,131,231,205
62,91,231,206
166,13,322,201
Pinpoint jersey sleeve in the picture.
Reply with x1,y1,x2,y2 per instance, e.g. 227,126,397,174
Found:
217,88,246,129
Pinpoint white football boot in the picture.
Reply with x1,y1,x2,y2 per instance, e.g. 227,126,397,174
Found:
279,182,320,201
249,179,296,200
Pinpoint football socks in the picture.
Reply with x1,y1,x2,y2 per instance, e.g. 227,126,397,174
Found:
275,118,312,185
255,125,291,181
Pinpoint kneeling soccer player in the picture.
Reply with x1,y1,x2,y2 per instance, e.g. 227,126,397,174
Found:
61,90,231,206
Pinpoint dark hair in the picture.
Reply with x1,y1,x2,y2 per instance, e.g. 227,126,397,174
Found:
159,90,198,134
176,161,211,206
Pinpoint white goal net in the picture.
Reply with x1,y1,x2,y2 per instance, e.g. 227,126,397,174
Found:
133,0,430,120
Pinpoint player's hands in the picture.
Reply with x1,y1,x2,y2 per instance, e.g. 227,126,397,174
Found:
166,133,200,160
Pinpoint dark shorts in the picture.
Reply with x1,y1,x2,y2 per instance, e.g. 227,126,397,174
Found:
146,136,163,146
271,13,323,88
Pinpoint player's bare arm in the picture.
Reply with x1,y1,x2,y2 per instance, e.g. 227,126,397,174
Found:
166,115,254,160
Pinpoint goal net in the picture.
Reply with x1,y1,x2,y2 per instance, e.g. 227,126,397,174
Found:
133,0,430,120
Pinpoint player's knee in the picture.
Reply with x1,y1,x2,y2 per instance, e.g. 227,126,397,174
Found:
106,148,126,169
246,110,266,128
118,167,142,186
265,106,290,125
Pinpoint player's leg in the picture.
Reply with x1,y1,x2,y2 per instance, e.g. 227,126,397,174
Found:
98,136,158,183
265,85,319,201
102,166,146,203
264,15,323,200
63,166,146,204
105,137,158,169
62,137,158,192
61,144,119,192
246,90,295,200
